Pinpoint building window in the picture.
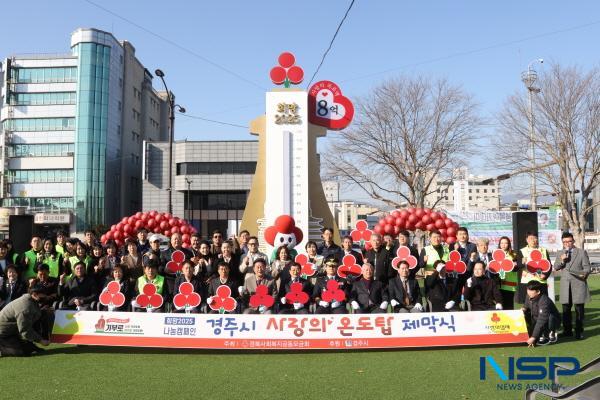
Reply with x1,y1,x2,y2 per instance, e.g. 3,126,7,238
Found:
468,189,472,193
132,109,141,122
491,189,495,193
9,92,76,106
11,67,77,84
177,162,257,175
2,197,74,209
8,143,74,157
7,169,74,183
2,118,75,131
469,196,472,200
484,189,488,193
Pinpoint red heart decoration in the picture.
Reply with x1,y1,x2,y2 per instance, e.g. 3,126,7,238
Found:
308,80,354,130
99,281,125,308
445,250,467,274
391,246,418,270
295,253,316,277
350,219,372,242
249,284,275,308
285,282,309,304
173,282,201,309
209,285,237,312
526,249,551,274
488,249,514,274
136,283,163,308
321,279,346,302
337,254,362,279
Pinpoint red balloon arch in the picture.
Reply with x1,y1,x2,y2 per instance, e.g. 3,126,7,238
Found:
374,207,459,245
101,211,197,248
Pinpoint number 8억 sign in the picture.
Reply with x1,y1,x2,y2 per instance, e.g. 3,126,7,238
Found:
308,80,354,130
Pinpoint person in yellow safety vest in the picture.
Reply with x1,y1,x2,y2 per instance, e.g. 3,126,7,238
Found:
40,238,64,279
65,242,92,278
517,231,551,304
132,258,168,312
55,230,68,256
21,236,44,281
419,230,450,274
497,236,518,310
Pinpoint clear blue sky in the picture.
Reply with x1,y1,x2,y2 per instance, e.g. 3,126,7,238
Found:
2,0,599,202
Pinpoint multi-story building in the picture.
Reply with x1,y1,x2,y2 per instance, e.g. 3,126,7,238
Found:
425,168,500,212
0,28,170,233
143,140,257,238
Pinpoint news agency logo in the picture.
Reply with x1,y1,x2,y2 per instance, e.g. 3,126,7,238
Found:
480,356,580,391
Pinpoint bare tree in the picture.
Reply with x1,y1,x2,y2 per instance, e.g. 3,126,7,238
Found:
325,75,481,209
495,64,600,248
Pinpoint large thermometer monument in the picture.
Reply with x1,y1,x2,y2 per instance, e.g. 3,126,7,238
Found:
240,52,354,254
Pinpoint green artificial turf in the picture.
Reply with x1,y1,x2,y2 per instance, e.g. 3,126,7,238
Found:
2,275,599,400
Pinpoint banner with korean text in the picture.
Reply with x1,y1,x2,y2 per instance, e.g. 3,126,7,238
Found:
52,310,528,350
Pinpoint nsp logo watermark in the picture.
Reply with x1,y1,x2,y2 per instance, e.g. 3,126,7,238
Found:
480,356,580,381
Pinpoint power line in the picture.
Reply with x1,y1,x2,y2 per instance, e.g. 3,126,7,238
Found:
306,0,356,87
177,112,248,129
341,18,600,84
83,0,266,91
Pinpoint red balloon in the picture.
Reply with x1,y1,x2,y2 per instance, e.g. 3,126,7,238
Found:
385,215,394,225
168,218,177,227
374,224,383,234
384,224,393,234
415,208,425,218
399,210,409,219
438,212,447,220
395,217,404,227
421,214,432,224
100,234,106,243
430,211,439,221
446,236,457,245
180,225,189,234
127,216,137,225
393,226,400,235
423,208,432,214
116,222,123,231
444,218,453,227
407,207,415,214
378,219,387,227
160,221,169,230
163,230,171,236
171,226,180,235
391,210,400,218
106,231,114,240
164,213,172,220
435,219,445,229
113,231,122,240
141,213,150,222
452,222,460,231
121,217,128,224
154,214,163,223
439,228,447,237
415,221,424,230
408,214,418,224
110,224,116,231
405,221,415,231
149,210,157,218
115,239,123,248
134,220,144,229
135,212,143,219
426,223,436,232
153,227,161,234
446,227,457,237
364,242,373,251
189,227,197,234
182,242,190,248
182,233,190,243
147,218,156,228
123,224,132,234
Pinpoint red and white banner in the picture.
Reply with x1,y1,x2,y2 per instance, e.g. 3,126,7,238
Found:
52,310,528,350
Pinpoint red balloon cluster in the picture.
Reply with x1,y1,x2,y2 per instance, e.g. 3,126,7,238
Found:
373,208,459,245
100,211,197,249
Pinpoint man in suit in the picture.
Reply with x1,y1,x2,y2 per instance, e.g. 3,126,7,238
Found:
0,265,27,311
313,259,349,314
553,232,591,340
241,259,277,314
207,262,239,314
159,233,193,295
364,233,393,284
455,227,478,265
468,238,494,277
425,260,461,312
341,236,363,264
350,263,388,313
388,261,423,312
279,262,312,314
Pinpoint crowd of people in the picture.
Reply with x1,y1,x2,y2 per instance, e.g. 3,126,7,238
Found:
0,225,592,356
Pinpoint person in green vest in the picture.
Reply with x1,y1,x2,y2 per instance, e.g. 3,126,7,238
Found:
55,230,68,256
132,258,168,312
419,230,450,274
497,236,518,310
517,231,551,304
65,242,91,277
41,238,63,279
21,236,43,281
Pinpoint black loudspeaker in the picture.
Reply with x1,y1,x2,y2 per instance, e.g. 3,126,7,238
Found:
9,215,35,255
512,212,538,250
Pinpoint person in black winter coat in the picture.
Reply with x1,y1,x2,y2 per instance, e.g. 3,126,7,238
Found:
0,265,27,310
522,280,561,346
463,261,503,311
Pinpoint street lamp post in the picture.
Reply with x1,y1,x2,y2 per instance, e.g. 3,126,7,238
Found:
521,58,543,211
185,178,192,220
154,69,185,215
